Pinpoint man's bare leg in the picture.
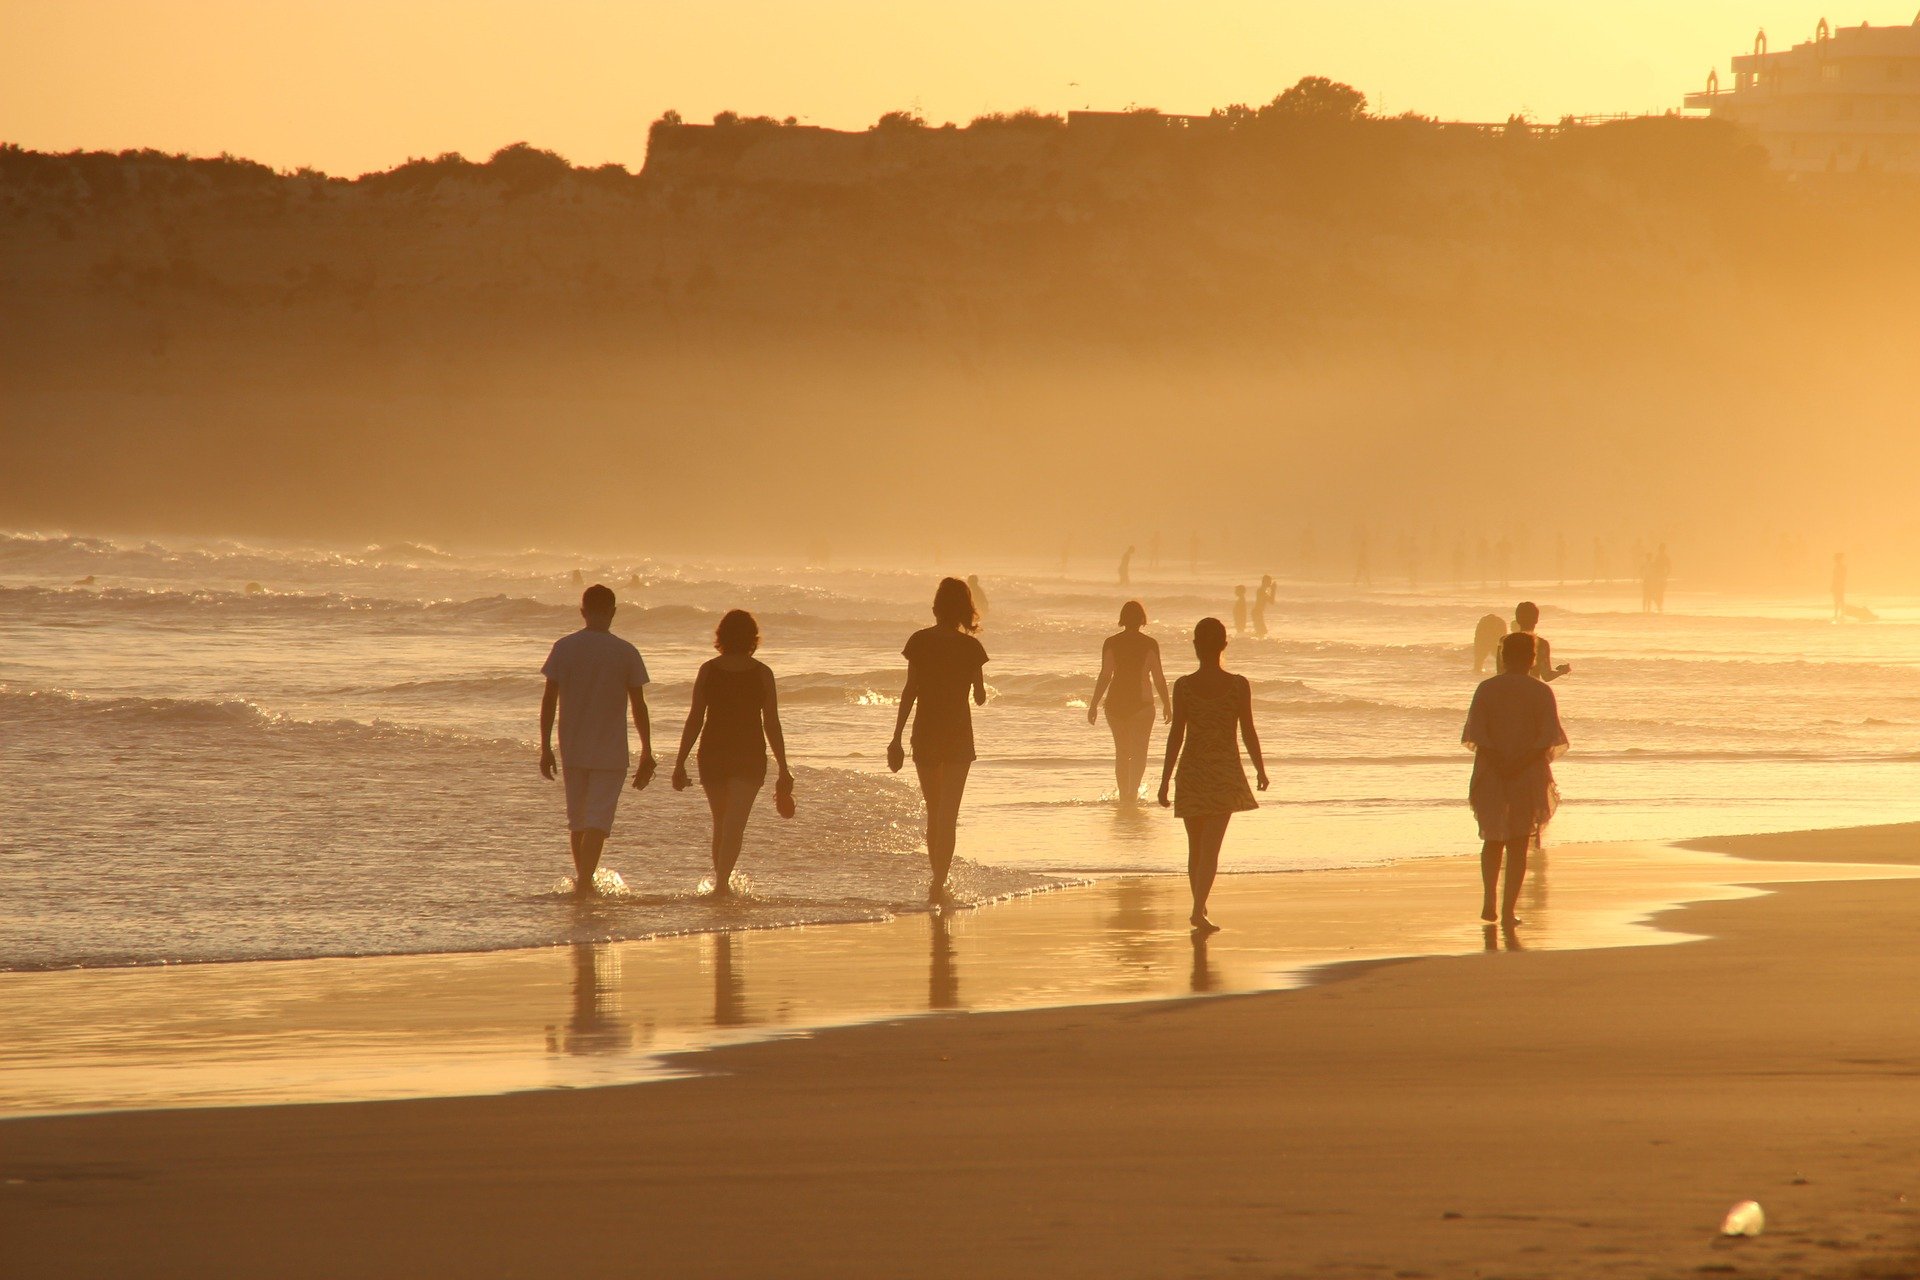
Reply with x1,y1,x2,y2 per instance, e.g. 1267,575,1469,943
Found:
1501,838,1529,926
1479,840,1502,923
573,828,608,894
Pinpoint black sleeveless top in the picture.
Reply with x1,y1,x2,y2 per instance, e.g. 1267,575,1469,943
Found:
696,659,769,783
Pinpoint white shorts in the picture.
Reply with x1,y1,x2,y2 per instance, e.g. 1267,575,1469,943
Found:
563,766,625,833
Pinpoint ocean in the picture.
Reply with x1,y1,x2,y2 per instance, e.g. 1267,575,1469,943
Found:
6,530,1919,972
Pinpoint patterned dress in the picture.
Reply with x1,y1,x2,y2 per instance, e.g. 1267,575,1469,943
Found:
1173,675,1259,818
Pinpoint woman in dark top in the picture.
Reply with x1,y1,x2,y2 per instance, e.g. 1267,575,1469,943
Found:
1087,600,1170,805
672,609,792,896
1462,630,1569,927
889,577,989,903
1158,617,1268,932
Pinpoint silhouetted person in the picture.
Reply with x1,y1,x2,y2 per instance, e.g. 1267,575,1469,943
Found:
1831,552,1848,622
967,574,989,622
671,609,792,896
1472,613,1508,674
625,572,641,589
1462,632,1568,927
889,577,988,903
1232,585,1248,635
1512,601,1569,682
539,585,654,894
1118,545,1135,586
1088,600,1171,805
1252,575,1273,638
571,568,585,586
1159,617,1268,932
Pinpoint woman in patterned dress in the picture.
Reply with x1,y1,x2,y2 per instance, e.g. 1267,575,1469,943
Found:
1158,617,1268,932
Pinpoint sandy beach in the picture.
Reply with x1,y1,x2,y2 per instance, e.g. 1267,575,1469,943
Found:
7,823,1920,1278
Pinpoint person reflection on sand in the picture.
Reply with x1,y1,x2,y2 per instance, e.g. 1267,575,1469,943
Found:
1462,632,1569,928
709,932,749,1028
548,942,633,1056
1189,931,1218,993
1159,618,1268,933
928,912,960,1010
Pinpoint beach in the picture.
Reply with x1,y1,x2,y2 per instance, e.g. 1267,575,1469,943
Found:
8,823,1920,1278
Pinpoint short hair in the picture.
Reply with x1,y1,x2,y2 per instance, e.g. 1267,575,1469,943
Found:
582,584,615,613
1514,600,1540,628
932,576,980,632
1193,616,1228,656
714,609,760,655
1119,599,1147,628
1501,631,1537,673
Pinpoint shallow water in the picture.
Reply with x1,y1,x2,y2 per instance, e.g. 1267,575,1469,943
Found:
2,844,1912,1116
7,529,1920,969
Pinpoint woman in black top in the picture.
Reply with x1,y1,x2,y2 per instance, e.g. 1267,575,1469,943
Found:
672,610,792,896
889,577,988,902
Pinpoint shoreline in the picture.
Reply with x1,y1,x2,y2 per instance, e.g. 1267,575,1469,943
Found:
8,821,1920,1277
3,828,1915,1118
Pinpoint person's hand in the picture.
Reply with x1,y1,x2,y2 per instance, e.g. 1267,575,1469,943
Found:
633,754,656,791
1086,704,1098,727
887,740,906,773
670,760,690,791
1161,707,1171,724
540,746,557,780
974,686,988,707
776,767,794,792
1158,781,1172,808
1256,770,1270,792
1555,663,1572,676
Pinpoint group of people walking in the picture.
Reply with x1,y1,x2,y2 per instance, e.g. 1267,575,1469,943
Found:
539,575,1566,936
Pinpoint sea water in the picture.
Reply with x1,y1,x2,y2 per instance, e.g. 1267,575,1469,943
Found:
6,530,1920,971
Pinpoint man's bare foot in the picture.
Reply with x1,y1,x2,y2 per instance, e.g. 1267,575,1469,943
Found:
1480,906,1498,923
708,881,733,898
1190,912,1220,933
1501,914,1523,927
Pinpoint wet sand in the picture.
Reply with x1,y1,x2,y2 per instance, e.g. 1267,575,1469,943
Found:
7,825,1920,1277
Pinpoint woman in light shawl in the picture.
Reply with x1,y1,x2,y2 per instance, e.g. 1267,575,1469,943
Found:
1462,631,1569,927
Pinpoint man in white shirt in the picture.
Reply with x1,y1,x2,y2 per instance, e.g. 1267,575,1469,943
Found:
540,584,655,893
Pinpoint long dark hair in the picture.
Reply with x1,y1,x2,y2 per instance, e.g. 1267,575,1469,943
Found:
932,577,980,633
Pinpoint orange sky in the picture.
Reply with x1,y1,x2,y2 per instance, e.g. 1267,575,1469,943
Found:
4,1,1914,175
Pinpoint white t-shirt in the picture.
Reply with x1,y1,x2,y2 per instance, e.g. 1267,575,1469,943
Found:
541,628,650,769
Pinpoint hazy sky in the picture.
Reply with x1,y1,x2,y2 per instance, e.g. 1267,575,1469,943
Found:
4,1,1915,175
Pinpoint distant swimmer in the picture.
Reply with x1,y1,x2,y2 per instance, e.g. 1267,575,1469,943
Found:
1232,585,1248,635
626,572,642,589
539,585,655,895
671,610,793,896
1831,553,1848,622
1512,601,1570,682
1252,575,1274,639
967,574,989,622
1159,617,1268,933
571,569,585,586
1472,614,1507,674
1118,545,1135,586
889,577,989,904
1088,600,1172,804
1462,631,1568,928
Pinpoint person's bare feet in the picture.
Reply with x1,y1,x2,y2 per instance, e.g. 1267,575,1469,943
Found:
1190,912,1220,934
1500,914,1523,928
1480,906,1498,924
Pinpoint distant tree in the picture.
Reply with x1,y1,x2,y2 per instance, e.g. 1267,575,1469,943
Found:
1261,77,1368,123
713,111,740,127
966,109,1066,132
658,109,683,127
485,142,572,195
873,110,927,132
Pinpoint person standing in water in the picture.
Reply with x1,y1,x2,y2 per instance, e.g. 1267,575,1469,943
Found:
671,610,793,896
889,578,989,903
1232,585,1248,635
1159,618,1268,932
967,574,990,623
539,584,654,895
1088,600,1171,804
1463,631,1568,927
1512,601,1570,682
1118,545,1135,586
1472,613,1507,675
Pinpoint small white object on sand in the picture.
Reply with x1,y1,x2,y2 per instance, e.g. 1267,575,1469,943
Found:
1720,1201,1765,1237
